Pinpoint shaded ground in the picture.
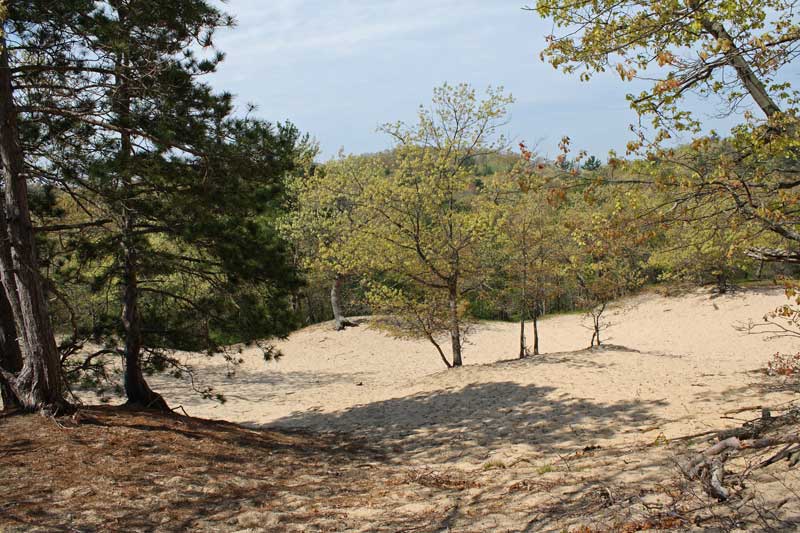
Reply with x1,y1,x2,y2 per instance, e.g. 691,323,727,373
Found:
266,378,666,464
4,402,800,531
0,407,439,533
0,405,685,532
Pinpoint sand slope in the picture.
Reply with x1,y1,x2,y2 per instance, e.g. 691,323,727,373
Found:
72,287,800,530
149,287,796,448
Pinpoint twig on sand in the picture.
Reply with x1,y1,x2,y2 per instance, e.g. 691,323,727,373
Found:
171,404,190,417
671,429,719,442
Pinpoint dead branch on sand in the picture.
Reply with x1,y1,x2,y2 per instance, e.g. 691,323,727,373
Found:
681,407,800,502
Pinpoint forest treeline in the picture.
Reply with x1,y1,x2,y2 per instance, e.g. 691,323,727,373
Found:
286,84,797,368
1,0,800,411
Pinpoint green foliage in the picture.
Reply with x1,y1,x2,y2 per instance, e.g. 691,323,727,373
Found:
535,0,799,133
647,211,759,291
10,0,310,397
357,84,512,366
565,186,653,345
535,0,800,267
581,156,602,171
285,152,379,279
485,146,574,353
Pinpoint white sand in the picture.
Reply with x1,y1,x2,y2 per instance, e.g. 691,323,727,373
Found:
146,287,797,450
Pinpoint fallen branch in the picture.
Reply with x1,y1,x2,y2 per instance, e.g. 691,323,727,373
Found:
685,436,742,479
723,405,763,415
680,408,800,502
708,455,728,501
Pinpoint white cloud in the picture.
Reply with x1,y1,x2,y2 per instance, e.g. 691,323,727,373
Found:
213,0,520,60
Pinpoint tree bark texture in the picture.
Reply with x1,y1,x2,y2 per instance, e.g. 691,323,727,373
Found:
0,37,64,412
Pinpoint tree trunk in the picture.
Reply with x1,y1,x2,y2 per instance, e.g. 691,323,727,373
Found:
120,221,168,411
304,291,317,324
696,16,781,118
591,303,606,347
519,267,527,359
532,302,540,356
114,40,167,412
0,287,22,410
448,282,462,367
331,274,355,331
593,318,601,347
716,273,728,294
0,36,64,412
425,332,452,369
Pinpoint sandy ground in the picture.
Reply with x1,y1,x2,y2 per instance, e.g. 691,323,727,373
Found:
147,287,797,446
70,287,800,530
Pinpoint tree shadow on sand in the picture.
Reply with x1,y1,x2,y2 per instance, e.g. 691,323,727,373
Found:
263,381,668,464
146,367,374,408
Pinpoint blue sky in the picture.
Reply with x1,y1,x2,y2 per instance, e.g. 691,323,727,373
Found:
206,0,743,160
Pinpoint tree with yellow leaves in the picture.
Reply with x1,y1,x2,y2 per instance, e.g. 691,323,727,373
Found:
361,83,512,367
534,0,800,264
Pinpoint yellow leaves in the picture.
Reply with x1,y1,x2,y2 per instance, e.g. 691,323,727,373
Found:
690,137,710,151
519,141,533,162
547,188,567,206
656,51,674,67
615,63,637,81
626,140,641,154
654,129,672,143
654,78,681,94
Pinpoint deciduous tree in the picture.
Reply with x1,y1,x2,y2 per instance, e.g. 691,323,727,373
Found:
362,84,512,367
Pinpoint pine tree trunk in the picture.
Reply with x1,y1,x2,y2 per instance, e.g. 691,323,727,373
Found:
120,220,167,411
0,37,64,412
114,41,166,412
0,287,22,410
331,274,355,331
448,282,462,367
519,318,526,359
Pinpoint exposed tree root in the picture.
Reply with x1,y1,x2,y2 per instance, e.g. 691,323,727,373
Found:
681,407,800,502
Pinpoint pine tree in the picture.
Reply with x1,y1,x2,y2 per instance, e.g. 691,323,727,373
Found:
9,1,307,408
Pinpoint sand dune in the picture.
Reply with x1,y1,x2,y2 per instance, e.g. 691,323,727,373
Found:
72,287,800,530
145,287,797,451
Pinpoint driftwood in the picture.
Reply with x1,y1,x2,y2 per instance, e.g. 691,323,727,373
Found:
681,408,800,501
685,437,742,476
708,455,728,500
